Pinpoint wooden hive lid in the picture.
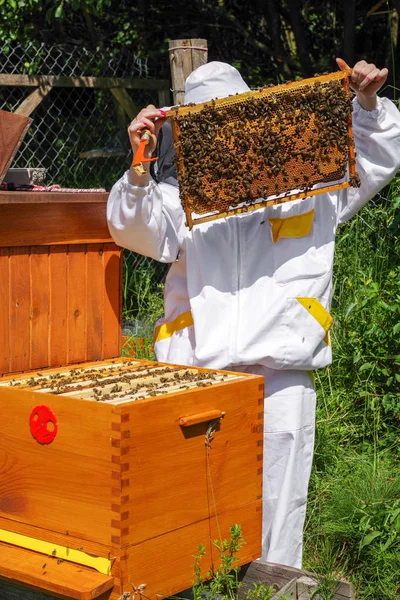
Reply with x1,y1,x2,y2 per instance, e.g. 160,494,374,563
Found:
0,191,122,377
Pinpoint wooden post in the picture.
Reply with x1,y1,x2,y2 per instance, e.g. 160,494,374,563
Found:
168,39,208,106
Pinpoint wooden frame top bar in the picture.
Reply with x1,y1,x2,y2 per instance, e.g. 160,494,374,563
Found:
165,68,352,117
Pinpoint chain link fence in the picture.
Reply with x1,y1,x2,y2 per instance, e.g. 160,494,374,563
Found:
0,42,162,189
0,42,170,330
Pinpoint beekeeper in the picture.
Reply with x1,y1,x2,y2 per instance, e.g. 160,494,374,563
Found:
107,59,400,568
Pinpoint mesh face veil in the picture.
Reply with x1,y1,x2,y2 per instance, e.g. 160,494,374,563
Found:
150,119,178,187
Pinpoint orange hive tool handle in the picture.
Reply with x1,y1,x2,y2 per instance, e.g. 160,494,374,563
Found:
131,130,158,166
131,103,159,167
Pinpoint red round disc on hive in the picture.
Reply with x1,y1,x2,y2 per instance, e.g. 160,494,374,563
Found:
29,405,58,444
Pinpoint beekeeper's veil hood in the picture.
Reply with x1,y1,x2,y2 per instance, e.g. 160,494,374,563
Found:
184,61,250,104
152,62,249,186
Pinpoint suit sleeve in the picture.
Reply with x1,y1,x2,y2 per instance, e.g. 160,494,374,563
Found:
337,97,400,224
106,171,185,263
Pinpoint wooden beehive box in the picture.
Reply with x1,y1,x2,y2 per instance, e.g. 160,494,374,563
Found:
0,192,264,600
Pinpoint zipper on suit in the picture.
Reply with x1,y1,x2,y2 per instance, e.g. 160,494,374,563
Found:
231,216,241,364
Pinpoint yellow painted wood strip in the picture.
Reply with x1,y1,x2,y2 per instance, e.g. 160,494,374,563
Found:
0,528,112,575
154,310,194,343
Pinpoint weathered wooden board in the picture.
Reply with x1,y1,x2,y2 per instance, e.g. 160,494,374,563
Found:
0,543,113,600
240,561,355,600
0,560,356,600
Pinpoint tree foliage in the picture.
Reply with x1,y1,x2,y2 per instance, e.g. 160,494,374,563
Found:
1,0,399,92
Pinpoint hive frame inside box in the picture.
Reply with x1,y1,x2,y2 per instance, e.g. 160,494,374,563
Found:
0,358,264,600
166,69,357,229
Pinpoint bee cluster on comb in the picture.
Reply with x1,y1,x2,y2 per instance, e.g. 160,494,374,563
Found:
167,70,359,228
0,360,237,404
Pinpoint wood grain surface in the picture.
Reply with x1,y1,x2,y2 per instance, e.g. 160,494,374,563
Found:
0,243,121,375
0,543,114,600
0,202,112,247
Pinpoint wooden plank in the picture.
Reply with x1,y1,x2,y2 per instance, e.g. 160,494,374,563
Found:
0,516,114,566
0,74,169,90
110,88,138,120
9,247,30,373
296,574,355,599
49,245,68,368
86,244,104,362
0,543,114,600
0,192,109,204
0,203,112,247
158,88,171,108
297,576,318,599
67,245,87,364
102,244,122,360
272,579,297,599
168,38,207,105
30,247,50,370
240,561,304,594
14,85,51,118
1,242,121,375
0,248,10,375
240,561,355,600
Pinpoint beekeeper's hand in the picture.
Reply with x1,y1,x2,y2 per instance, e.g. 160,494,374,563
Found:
128,106,167,158
336,58,388,111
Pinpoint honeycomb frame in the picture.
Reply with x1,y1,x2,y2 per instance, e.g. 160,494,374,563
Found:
166,69,358,229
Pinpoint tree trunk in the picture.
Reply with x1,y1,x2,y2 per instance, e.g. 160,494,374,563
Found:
263,0,293,80
343,0,356,66
284,0,314,77
388,6,400,100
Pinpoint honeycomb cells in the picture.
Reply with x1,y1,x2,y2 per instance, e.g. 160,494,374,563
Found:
171,75,355,221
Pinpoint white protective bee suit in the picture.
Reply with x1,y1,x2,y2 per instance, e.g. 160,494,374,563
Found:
107,62,400,568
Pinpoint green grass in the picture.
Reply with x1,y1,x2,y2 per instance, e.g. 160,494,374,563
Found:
304,176,400,598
